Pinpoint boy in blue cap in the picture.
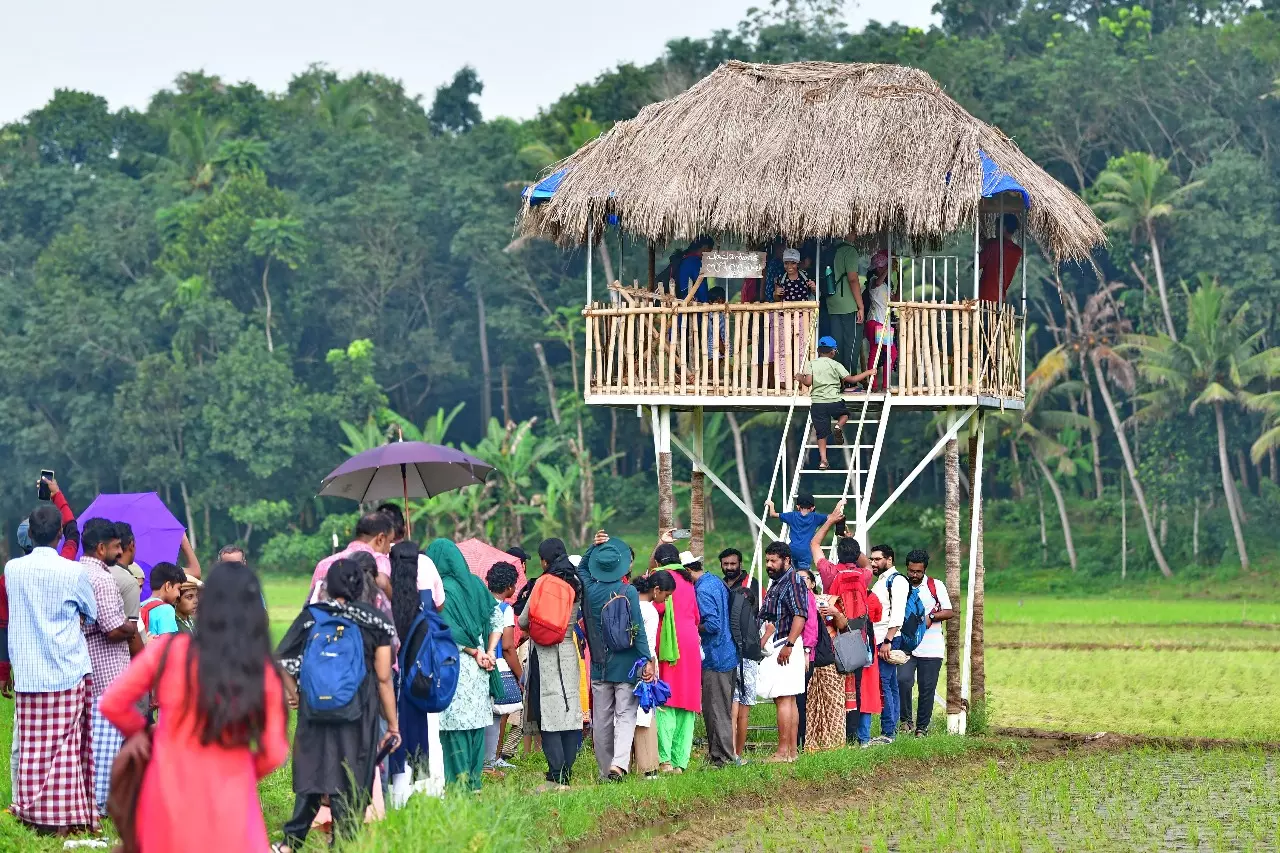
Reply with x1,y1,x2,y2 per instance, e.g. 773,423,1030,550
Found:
793,335,874,469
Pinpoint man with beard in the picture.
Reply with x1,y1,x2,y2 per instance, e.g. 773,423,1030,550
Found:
78,518,139,814
756,541,807,762
719,548,759,761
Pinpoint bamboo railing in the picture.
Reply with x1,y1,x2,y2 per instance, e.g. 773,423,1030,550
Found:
583,299,1024,401
894,301,1024,399
585,301,819,398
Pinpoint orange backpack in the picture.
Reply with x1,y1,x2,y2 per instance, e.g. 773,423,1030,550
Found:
527,574,574,646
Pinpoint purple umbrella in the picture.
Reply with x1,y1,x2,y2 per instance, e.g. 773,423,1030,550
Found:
318,442,494,503
79,492,187,600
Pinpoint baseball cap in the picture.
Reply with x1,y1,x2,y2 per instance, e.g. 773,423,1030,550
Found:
795,492,816,509
817,336,838,350
679,550,702,567
782,248,801,263
506,545,530,563
16,518,33,553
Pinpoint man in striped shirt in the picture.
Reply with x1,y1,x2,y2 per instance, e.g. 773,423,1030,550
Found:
79,519,139,815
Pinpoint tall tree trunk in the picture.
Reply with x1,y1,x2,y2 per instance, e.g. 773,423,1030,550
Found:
690,409,706,558
609,409,619,477
1147,221,1178,341
501,364,511,426
1215,402,1250,570
475,283,492,428
1008,437,1025,500
1078,355,1105,500
1120,473,1127,579
532,343,562,425
203,504,211,555
1032,451,1077,570
1091,354,1173,577
657,452,674,538
1159,501,1168,547
1037,478,1048,564
1269,445,1278,484
179,479,197,553
726,412,753,510
1236,448,1252,497
261,258,275,353
937,422,971,496
967,431,985,708
944,439,963,719
1192,495,1199,558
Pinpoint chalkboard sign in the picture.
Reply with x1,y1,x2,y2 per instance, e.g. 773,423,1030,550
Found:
701,250,765,279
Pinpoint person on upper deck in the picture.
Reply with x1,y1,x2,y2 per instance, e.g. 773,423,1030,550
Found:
977,213,1023,304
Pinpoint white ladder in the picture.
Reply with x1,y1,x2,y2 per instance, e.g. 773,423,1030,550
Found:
751,393,894,587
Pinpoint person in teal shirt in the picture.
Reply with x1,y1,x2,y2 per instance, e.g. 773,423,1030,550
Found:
140,562,186,637
577,532,655,781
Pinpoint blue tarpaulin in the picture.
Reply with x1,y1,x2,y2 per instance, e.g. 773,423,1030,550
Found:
523,168,567,206
980,150,1030,208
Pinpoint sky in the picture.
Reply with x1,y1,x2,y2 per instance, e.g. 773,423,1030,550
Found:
1,0,936,126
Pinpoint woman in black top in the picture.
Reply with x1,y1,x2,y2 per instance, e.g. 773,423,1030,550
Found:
275,560,399,852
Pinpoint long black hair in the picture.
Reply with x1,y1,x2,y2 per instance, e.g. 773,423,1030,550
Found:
390,541,421,640
185,561,281,748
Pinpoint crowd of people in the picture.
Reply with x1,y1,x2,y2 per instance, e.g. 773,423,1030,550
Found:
657,220,1024,393
3,485,955,851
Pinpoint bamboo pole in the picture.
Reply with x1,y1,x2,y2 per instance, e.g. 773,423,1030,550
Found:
680,313,688,396
584,301,818,316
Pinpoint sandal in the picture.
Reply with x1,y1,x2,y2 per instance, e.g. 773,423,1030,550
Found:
818,460,830,470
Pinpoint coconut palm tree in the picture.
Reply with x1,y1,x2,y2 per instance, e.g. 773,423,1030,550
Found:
1089,152,1201,341
165,110,233,192
1044,280,1174,577
246,215,307,353
994,354,1097,570
316,79,377,132
1128,275,1280,571
943,437,962,725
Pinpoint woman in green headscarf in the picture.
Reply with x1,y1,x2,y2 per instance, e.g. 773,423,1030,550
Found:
427,539,503,791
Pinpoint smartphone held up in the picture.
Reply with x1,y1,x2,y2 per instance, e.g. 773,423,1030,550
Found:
37,470,55,501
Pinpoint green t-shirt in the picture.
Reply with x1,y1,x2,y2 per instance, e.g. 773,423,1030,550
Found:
829,243,862,315
805,356,849,403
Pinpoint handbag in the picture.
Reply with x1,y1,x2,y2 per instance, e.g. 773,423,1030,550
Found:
493,669,523,716
833,615,874,675
108,637,175,853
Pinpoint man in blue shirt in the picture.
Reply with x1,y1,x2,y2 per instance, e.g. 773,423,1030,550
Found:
766,493,829,570
684,551,739,768
676,236,715,303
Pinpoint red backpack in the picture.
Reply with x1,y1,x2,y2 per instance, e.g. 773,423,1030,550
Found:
527,574,574,646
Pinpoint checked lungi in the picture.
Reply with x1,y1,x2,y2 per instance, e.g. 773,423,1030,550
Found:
11,677,99,831
91,698,125,814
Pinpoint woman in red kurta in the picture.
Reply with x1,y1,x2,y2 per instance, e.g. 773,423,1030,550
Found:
815,551,882,724
650,551,702,773
100,562,289,853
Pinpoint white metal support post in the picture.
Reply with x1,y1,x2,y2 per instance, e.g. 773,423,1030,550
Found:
956,410,986,735
586,220,594,306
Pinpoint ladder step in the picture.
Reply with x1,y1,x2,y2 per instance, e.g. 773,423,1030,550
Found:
810,494,860,499
796,469,860,475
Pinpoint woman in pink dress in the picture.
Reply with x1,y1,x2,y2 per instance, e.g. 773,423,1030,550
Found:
100,562,289,853
650,544,702,773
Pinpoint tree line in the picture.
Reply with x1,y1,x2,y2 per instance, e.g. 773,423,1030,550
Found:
4,0,1280,577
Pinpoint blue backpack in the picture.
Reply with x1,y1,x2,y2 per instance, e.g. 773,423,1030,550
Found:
399,591,460,715
889,574,928,654
601,591,636,654
298,606,367,722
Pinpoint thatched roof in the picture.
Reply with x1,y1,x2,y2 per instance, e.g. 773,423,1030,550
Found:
518,61,1104,260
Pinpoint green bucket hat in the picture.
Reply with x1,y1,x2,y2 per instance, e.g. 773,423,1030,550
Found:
586,536,632,582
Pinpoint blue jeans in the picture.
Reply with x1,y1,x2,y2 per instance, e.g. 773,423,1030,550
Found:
878,636,904,740
854,711,873,744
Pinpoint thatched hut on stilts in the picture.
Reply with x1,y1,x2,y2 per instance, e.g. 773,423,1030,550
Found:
518,60,1104,734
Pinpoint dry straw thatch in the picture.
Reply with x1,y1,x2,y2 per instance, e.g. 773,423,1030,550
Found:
518,61,1104,260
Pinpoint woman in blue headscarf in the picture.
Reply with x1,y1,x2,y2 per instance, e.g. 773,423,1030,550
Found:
428,539,503,791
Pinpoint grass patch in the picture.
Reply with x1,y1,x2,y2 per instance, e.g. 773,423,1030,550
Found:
711,747,1280,852
339,735,993,852
988,646,1280,740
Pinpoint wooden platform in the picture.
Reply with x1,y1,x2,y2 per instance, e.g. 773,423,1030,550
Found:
583,299,1025,411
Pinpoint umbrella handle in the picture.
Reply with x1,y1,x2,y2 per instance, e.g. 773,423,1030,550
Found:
401,463,411,539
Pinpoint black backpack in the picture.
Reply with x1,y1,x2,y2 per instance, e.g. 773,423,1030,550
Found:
728,585,765,663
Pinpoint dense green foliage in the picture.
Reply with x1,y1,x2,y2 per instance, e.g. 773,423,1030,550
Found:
6,0,1280,579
